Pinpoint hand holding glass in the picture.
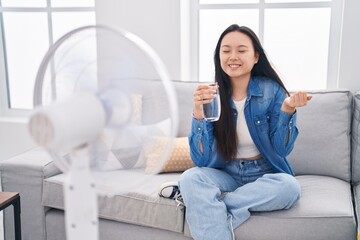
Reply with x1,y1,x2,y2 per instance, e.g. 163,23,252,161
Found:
203,82,221,122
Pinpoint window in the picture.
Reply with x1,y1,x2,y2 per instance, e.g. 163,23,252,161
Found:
181,0,344,91
0,0,95,114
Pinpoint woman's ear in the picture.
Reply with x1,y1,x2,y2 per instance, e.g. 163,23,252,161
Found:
255,52,259,64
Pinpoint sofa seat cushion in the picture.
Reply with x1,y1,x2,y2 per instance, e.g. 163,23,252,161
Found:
183,175,356,240
42,169,184,233
45,209,190,240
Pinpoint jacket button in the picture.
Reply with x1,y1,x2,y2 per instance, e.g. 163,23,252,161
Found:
257,121,261,124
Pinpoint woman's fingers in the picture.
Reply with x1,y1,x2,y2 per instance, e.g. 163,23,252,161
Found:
193,84,217,104
193,93,215,104
287,91,312,108
193,84,218,119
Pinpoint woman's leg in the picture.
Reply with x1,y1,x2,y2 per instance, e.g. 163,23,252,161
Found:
222,172,301,228
179,167,239,240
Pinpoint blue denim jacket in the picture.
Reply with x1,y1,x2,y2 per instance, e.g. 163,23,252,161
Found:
189,76,298,175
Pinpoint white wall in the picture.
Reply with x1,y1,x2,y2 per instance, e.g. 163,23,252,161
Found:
0,0,182,161
0,119,35,161
1,0,360,161
338,0,360,92
95,0,181,80
95,0,360,92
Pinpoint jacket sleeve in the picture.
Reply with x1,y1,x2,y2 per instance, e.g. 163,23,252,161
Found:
188,118,215,167
269,86,299,157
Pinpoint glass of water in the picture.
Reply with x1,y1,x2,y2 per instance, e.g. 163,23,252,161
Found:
203,82,221,122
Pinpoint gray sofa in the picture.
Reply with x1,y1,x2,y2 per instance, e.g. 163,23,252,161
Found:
1,81,360,240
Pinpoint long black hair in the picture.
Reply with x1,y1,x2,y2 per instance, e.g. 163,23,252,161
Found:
213,24,290,161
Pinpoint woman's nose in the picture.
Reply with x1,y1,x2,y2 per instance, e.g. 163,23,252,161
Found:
229,51,239,60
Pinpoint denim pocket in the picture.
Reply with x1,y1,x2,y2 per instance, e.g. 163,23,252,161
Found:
254,114,270,133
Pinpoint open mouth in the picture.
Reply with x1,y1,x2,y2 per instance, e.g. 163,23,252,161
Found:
229,64,241,69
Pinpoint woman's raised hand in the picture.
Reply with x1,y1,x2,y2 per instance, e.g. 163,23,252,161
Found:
282,91,313,114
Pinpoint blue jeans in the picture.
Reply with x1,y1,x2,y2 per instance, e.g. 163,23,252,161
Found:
179,158,300,240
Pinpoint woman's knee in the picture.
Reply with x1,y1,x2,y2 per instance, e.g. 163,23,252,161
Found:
265,173,301,206
179,167,204,187
178,167,209,201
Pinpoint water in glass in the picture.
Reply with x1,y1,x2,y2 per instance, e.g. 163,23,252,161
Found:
203,82,221,122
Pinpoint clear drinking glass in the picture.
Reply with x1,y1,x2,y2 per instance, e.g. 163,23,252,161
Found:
203,82,221,122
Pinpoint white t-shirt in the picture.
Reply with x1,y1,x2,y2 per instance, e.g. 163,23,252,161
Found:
233,99,261,158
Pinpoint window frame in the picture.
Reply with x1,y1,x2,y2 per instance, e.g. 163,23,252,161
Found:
181,0,344,89
0,2,95,117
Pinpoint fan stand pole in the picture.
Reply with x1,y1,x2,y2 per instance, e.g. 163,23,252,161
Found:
64,146,99,240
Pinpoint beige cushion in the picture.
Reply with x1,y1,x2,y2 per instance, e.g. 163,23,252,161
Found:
145,137,194,174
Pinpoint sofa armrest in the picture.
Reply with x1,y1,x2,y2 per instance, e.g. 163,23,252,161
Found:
0,147,61,240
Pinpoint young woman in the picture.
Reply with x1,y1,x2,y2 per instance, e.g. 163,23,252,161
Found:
179,24,312,240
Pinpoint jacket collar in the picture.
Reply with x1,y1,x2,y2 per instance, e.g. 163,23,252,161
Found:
247,76,263,98
229,76,263,110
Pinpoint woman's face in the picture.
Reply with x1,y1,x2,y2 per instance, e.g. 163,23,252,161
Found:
219,31,259,82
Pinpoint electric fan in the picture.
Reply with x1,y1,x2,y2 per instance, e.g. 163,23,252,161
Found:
28,25,179,240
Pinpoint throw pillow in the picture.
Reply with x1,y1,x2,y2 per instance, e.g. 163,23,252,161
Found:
111,117,171,170
144,137,194,174
128,94,142,125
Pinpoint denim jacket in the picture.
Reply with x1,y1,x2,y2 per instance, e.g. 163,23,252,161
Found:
189,76,298,176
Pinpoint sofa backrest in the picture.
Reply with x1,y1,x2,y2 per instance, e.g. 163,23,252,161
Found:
137,80,354,181
287,90,353,182
172,81,201,137
132,79,201,137
352,91,360,184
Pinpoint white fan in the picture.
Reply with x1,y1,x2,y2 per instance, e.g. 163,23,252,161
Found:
28,25,179,240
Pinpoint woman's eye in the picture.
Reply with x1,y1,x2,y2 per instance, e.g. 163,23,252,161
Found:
239,50,246,53
222,51,230,53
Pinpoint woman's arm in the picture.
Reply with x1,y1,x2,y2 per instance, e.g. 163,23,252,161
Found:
189,84,218,166
188,118,215,167
269,87,312,157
